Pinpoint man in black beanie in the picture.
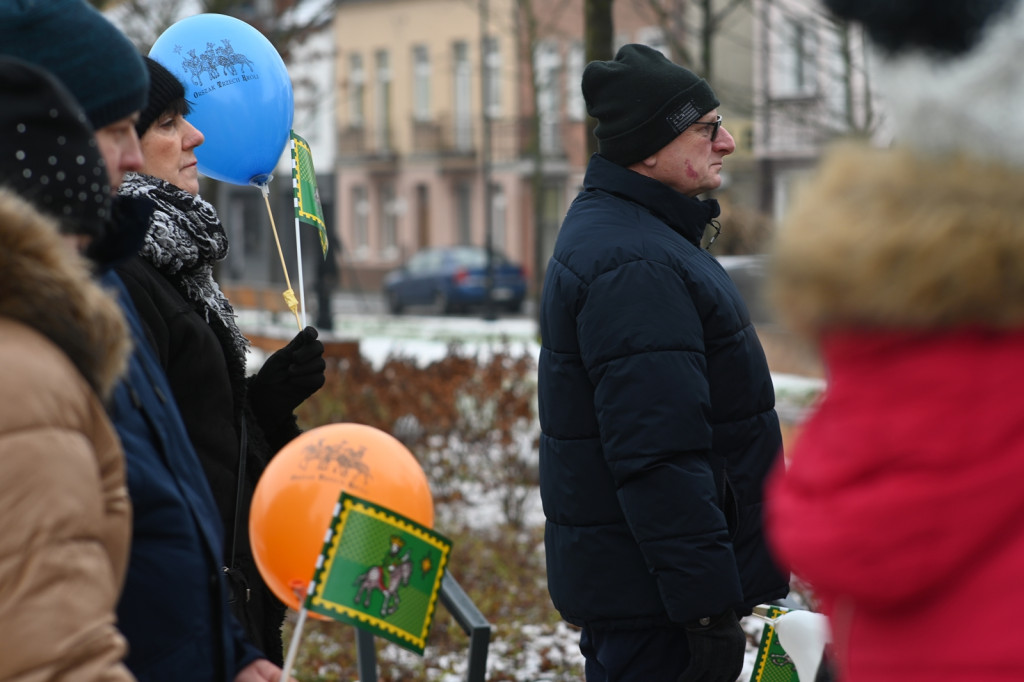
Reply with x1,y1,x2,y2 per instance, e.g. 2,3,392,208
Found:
537,43,788,682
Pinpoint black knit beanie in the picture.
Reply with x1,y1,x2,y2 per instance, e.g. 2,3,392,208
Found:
583,44,720,166
0,56,112,240
136,56,189,137
0,0,148,130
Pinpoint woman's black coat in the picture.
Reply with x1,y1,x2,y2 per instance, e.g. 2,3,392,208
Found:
117,256,295,664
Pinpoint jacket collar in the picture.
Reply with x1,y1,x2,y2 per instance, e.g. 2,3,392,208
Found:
583,153,720,246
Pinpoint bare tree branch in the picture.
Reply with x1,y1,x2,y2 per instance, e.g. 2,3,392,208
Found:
103,0,341,61
633,0,693,67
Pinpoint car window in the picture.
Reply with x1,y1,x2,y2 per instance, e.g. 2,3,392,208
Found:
450,247,509,268
454,248,484,268
407,251,437,274
425,251,444,271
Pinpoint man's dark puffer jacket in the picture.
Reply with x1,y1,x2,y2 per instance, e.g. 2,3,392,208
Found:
538,154,788,631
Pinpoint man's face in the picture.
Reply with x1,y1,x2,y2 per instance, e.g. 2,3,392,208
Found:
94,114,144,191
636,109,736,197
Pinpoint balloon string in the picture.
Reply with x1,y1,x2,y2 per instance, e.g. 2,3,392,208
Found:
260,184,302,330
280,607,308,682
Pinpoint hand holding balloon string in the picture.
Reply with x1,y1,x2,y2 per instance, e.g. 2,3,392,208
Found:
250,326,326,427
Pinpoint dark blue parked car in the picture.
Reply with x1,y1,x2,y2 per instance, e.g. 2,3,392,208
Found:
383,245,527,315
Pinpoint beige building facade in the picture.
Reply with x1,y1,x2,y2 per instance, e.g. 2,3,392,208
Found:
330,0,760,294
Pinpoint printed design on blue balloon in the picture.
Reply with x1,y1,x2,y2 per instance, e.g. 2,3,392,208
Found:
178,39,256,88
150,13,294,187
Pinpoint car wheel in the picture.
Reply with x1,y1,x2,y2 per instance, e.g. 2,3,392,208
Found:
387,291,404,315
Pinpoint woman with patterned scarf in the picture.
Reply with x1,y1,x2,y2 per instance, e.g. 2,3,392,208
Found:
115,56,326,666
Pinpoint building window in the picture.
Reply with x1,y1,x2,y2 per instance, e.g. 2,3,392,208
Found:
352,185,369,258
412,44,431,122
374,49,392,152
774,15,818,97
349,53,365,127
380,183,398,258
455,181,472,245
534,41,561,155
453,41,472,151
484,36,501,119
566,41,585,121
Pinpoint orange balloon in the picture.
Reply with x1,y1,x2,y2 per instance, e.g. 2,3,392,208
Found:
249,422,434,612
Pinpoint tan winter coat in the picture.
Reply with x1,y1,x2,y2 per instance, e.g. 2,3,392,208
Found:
0,189,134,682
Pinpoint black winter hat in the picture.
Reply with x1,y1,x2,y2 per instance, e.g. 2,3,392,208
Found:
583,44,720,166
0,56,112,240
0,0,148,130
136,56,190,138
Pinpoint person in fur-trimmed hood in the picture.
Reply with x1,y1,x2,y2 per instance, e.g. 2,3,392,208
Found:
765,0,1024,680
0,56,134,682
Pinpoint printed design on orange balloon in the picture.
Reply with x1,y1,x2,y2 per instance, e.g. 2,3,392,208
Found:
297,438,373,492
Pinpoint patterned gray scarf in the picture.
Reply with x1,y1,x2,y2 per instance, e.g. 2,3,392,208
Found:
119,172,249,357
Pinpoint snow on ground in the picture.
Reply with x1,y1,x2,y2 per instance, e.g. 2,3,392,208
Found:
239,309,539,372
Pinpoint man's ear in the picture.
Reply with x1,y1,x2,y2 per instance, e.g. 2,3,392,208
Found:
627,153,658,175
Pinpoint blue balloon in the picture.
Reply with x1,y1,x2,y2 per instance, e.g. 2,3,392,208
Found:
149,14,294,186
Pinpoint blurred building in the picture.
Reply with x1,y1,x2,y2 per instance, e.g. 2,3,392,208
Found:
752,0,884,222
328,0,762,295
170,0,884,300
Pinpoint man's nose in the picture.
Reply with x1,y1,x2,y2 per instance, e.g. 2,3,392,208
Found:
715,126,737,155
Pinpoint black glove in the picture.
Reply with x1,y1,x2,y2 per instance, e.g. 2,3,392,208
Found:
249,326,326,426
677,609,746,682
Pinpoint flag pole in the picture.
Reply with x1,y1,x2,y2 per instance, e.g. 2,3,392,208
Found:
258,182,302,331
279,606,308,682
290,137,307,328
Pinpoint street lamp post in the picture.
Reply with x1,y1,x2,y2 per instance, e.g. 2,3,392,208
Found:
481,0,497,321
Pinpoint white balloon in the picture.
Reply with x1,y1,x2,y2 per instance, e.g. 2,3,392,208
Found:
773,610,830,681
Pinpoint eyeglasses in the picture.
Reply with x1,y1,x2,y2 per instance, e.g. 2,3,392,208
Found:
691,115,722,142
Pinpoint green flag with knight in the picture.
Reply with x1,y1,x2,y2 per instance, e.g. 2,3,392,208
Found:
304,492,452,655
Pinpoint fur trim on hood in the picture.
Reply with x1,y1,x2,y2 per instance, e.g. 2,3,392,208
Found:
770,143,1024,339
0,189,130,400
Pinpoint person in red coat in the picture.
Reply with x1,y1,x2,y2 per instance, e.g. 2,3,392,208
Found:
766,0,1024,680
